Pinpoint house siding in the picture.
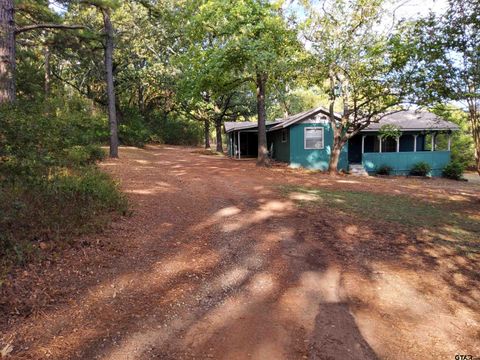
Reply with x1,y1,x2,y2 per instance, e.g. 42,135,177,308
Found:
362,151,451,176
289,123,348,171
268,129,290,162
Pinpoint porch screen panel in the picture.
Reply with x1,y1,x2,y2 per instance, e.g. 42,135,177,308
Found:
304,128,324,149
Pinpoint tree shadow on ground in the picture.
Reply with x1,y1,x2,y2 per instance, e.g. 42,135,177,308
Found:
1,145,479,360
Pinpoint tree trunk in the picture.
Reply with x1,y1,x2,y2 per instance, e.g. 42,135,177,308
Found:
469,106,480,175
328,122,346,174
204,119,210,149
256,72,268,166
0,0,16,103
474,129,480,175
328,144,342,174
138,83,144,114
102,8,119,158
215,118,223,152
44,43,51,95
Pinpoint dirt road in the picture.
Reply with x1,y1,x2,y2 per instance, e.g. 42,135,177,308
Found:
2,145,479,359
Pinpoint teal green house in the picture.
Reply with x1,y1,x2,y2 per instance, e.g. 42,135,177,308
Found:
225,107,459,176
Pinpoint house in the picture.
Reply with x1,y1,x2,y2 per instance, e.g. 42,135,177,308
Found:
224,107,459,176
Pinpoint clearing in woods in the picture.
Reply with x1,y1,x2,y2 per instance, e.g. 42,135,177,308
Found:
1,145,479,359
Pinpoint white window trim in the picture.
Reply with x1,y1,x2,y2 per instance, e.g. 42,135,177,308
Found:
281,129,288,143
304,127,324,150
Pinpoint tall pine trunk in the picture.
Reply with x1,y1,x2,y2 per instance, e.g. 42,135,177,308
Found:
215,118,223,152
204,120,210,149
102,8,119,158
473,124,480,175
0,0,16,103
44,44,51,95
469,105,480,175
256,72,268,166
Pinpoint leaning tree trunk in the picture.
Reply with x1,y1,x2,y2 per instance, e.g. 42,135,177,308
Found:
102,8,119,158
204,119,211,149
256,72,268,166
0,0,16,103
215,118,223,152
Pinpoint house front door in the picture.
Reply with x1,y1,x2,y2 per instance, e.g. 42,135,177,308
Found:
348,135,362,164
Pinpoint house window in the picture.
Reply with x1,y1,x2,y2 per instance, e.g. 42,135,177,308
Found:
281,129,288,143
304,127,324,149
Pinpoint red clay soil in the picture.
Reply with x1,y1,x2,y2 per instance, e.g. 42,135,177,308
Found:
1,145,479,360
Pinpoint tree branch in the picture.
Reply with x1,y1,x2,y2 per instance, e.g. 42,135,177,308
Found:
15,24,85,35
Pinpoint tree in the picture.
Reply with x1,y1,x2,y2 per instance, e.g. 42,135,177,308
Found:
174,32,254,151
100,6,118,157
0,0,83,103
190,0,302,165
53,0,120,157
303,0,408,174
400,0,480,174
0,0,16,103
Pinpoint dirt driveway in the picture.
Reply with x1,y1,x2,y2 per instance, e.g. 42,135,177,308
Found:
2,145,479,360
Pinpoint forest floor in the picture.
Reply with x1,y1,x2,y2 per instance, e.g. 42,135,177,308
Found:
1,145,480,360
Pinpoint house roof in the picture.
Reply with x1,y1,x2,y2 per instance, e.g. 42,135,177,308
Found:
225,108,459,134
224,106,339,133
224,120,282,133
363,110,460,132
269,107,339,131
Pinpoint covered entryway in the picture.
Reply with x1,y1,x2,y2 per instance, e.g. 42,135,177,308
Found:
348,135,362,164
229,130,258,159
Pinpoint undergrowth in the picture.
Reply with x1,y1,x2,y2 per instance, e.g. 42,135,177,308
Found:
0,98,128,275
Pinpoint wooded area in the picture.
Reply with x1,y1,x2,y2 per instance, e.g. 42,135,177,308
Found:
0,0,478,168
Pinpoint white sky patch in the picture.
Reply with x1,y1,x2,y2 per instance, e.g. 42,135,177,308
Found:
392,0,448,20
49,0,67,15
285,0,448,23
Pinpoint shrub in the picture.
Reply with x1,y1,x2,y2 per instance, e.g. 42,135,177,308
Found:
0,97,127,272
0,168,127,268
442,160,464,180
147,111,203,146
376,165,393,175
410,161,431,177
118,109,151,147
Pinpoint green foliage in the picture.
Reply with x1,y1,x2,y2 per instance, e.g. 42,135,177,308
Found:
379,124,401,140
118,109,151,147
431,105,476,169
175,0,303,135
153,114,203,146
442,160,464,180
0,97,127,272
64,144,106,166
376,165,393,176
410,161,431,177
0,168,127,269
398,1,480,172
267,86,328,120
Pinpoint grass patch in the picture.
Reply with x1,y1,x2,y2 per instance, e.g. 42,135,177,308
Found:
281,185,480,255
